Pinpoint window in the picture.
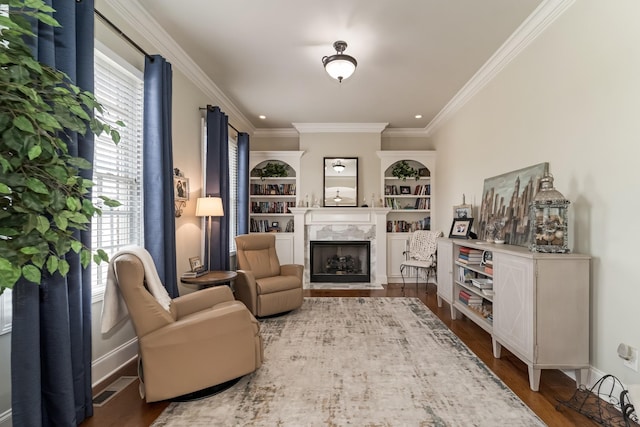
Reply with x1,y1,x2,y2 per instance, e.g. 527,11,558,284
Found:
91,46,144,300
0,290,11,336
229,137,238,253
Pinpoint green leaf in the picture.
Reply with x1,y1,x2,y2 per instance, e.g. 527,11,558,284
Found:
70,240,82,253
0,183,10,195
66,157,92,170
96,249,109,263
34,12,61,27
13,115,35,133
66,196,80,211
0,262,21,289
53,214,68,230
22,265,41,284
20,246,41,255
99,196,122,208
58,259,70,276
46,256,59,274
26,177,49,194
80,249,91,268
35,215,50,234
28,144,42,160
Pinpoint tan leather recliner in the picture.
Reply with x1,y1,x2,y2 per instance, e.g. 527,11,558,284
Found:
113,253,263,402
235,233,304,317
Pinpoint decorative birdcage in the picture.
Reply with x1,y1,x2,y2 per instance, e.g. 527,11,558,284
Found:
529,173,570,253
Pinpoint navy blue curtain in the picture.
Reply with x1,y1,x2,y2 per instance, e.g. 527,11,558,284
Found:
237,132,250,235
11,1,94,425
143,55,179,298
205,106,230,270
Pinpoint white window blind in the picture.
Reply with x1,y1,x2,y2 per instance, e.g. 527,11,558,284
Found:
229,138,238,252
0,290,11,335
91,49,144,300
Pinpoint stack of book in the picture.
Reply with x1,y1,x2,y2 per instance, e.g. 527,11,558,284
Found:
470,277,493,290
181,269,207,279
457,247,483,264
459,290,483,307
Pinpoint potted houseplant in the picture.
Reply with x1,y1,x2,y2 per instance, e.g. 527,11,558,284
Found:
392,160,419,181
257,162,288,180
0,0,121,292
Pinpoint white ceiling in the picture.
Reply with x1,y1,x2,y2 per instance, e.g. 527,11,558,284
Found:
131,0,544,131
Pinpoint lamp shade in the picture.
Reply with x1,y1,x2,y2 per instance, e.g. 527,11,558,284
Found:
322,40,357,83
324,56,357,82
196,196,224,217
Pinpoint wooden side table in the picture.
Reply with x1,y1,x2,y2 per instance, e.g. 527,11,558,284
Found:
180,270,237,288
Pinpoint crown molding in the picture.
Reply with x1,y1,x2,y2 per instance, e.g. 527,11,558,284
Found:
105,0,255,134
252,128,300,138
424,0,575,136
382,128,429,138
292,123,388,134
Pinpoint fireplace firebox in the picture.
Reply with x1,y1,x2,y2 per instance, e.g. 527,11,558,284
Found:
310,240,371,283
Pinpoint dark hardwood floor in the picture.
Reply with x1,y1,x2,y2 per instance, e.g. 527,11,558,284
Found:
82,284,606,426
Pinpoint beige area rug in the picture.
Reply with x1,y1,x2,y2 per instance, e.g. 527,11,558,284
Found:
152,297,545,426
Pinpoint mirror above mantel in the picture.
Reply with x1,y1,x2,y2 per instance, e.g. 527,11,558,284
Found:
323,157,358,207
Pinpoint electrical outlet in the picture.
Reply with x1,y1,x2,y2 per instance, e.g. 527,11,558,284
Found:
624,346,639,372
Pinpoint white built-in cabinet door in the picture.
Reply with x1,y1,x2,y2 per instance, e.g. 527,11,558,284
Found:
492,252,535,362
386,234,409,282
275,233,294,265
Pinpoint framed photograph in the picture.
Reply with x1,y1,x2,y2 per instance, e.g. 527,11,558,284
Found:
418,167,430,177
400,186,411,195
189,256,203,272
174,176,189,201
449,218,474,239
453,204,473,219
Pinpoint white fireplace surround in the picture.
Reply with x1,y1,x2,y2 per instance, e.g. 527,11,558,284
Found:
289,207,391,285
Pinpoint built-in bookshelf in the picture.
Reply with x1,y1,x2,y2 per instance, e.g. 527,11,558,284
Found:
377,151,436,234
248,151,303,234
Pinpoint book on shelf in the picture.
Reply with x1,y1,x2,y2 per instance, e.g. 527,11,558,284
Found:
484,266,493,275
459,247,482,255
481,289,495,297
470,278,493,289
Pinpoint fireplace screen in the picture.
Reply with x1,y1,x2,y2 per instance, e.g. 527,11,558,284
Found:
310,240,370,283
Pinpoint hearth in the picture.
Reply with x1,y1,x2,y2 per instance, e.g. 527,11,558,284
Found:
310,240,371,283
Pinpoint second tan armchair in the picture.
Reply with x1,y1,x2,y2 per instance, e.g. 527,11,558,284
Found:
235,233,304,317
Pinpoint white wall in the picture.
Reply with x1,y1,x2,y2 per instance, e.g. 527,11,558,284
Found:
431,0,640,385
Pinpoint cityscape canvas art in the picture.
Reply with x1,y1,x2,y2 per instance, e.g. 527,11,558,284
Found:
478,163,548,246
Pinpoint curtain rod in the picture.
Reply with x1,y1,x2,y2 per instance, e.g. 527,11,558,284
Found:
94,9,153,60
199,107,240,134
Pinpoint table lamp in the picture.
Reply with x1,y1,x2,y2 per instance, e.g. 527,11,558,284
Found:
195,196,224,270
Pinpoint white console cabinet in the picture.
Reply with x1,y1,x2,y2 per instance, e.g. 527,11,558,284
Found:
442,238,590,391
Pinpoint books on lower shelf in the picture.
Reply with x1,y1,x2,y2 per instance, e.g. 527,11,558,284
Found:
458,290,483,306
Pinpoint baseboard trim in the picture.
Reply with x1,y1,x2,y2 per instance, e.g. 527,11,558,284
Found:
92,337,139,388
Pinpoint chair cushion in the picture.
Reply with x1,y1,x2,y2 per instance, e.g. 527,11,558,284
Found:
255,275,301,294
401,259,434,269
241,247,281,279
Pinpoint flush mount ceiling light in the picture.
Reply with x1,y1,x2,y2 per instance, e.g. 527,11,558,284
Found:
322,40,357,83
332,160,346,173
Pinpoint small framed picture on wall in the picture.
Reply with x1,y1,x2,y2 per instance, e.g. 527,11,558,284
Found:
174,176,189,201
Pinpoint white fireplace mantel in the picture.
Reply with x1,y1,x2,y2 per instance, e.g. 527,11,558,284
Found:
289,207,391,285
